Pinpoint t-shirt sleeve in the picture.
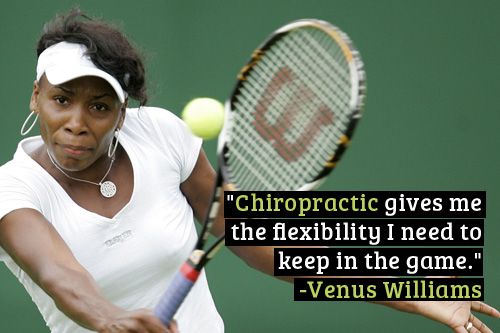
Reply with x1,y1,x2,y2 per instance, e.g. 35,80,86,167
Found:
0,172,41,222
146,107,203,183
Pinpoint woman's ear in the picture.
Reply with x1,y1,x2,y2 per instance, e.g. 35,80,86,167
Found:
117,98,128,129
29,80,40,112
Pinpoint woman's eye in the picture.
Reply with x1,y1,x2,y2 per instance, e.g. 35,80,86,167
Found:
92,104,109,112
54,96,68,104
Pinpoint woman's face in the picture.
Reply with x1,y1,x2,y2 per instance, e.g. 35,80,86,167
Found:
30,75,125,172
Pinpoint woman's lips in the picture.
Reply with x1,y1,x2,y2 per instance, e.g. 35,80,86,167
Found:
60,144,91,157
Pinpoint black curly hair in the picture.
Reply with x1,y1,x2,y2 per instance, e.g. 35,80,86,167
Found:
36,9,148,105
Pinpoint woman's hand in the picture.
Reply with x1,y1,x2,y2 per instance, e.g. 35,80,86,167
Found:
98,309,179,333
413,300,499,333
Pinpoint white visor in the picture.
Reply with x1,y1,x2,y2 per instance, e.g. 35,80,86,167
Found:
36,42,127,103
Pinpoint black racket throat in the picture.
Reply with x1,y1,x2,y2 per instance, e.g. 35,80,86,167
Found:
192,168,226,266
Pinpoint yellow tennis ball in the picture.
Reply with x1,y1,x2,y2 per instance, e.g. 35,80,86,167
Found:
182,98,225,139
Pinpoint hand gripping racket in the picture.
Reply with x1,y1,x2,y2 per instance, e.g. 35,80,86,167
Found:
154,18,366,325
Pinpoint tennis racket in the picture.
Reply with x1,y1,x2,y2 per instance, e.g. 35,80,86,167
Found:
154,18,366,325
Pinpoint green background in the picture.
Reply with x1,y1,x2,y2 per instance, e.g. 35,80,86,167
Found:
0,0,498,332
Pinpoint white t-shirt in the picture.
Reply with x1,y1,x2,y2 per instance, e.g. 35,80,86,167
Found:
0,107,224,333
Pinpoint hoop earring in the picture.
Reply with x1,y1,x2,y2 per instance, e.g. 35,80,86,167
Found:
108,129,120,158
20,111,38,136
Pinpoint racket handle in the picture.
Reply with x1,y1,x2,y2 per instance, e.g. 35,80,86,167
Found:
154,263,201,326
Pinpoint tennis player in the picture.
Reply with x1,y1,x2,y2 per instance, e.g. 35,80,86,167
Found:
0,9,497,333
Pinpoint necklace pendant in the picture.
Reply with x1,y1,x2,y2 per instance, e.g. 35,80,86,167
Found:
100,181,117,198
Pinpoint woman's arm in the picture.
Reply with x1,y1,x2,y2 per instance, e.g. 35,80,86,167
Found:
180,149,359,278
0,208,172,333
181,149,499,332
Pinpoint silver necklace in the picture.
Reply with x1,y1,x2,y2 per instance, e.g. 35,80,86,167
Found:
46,149,117,198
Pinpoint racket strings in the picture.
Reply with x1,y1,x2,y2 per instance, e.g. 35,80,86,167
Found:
232,84,318,188
239,55,346,170
227,26,358,190
292,31,352,110
274,32,352,143
254,41,348,160
230,45,346,187
230,100,298,189
260,29,353,136
256,36,349,126
232,84,326,189
285,30,351,98
241,80,333,174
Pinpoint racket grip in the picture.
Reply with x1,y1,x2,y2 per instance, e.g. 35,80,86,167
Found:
154,262,201,326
